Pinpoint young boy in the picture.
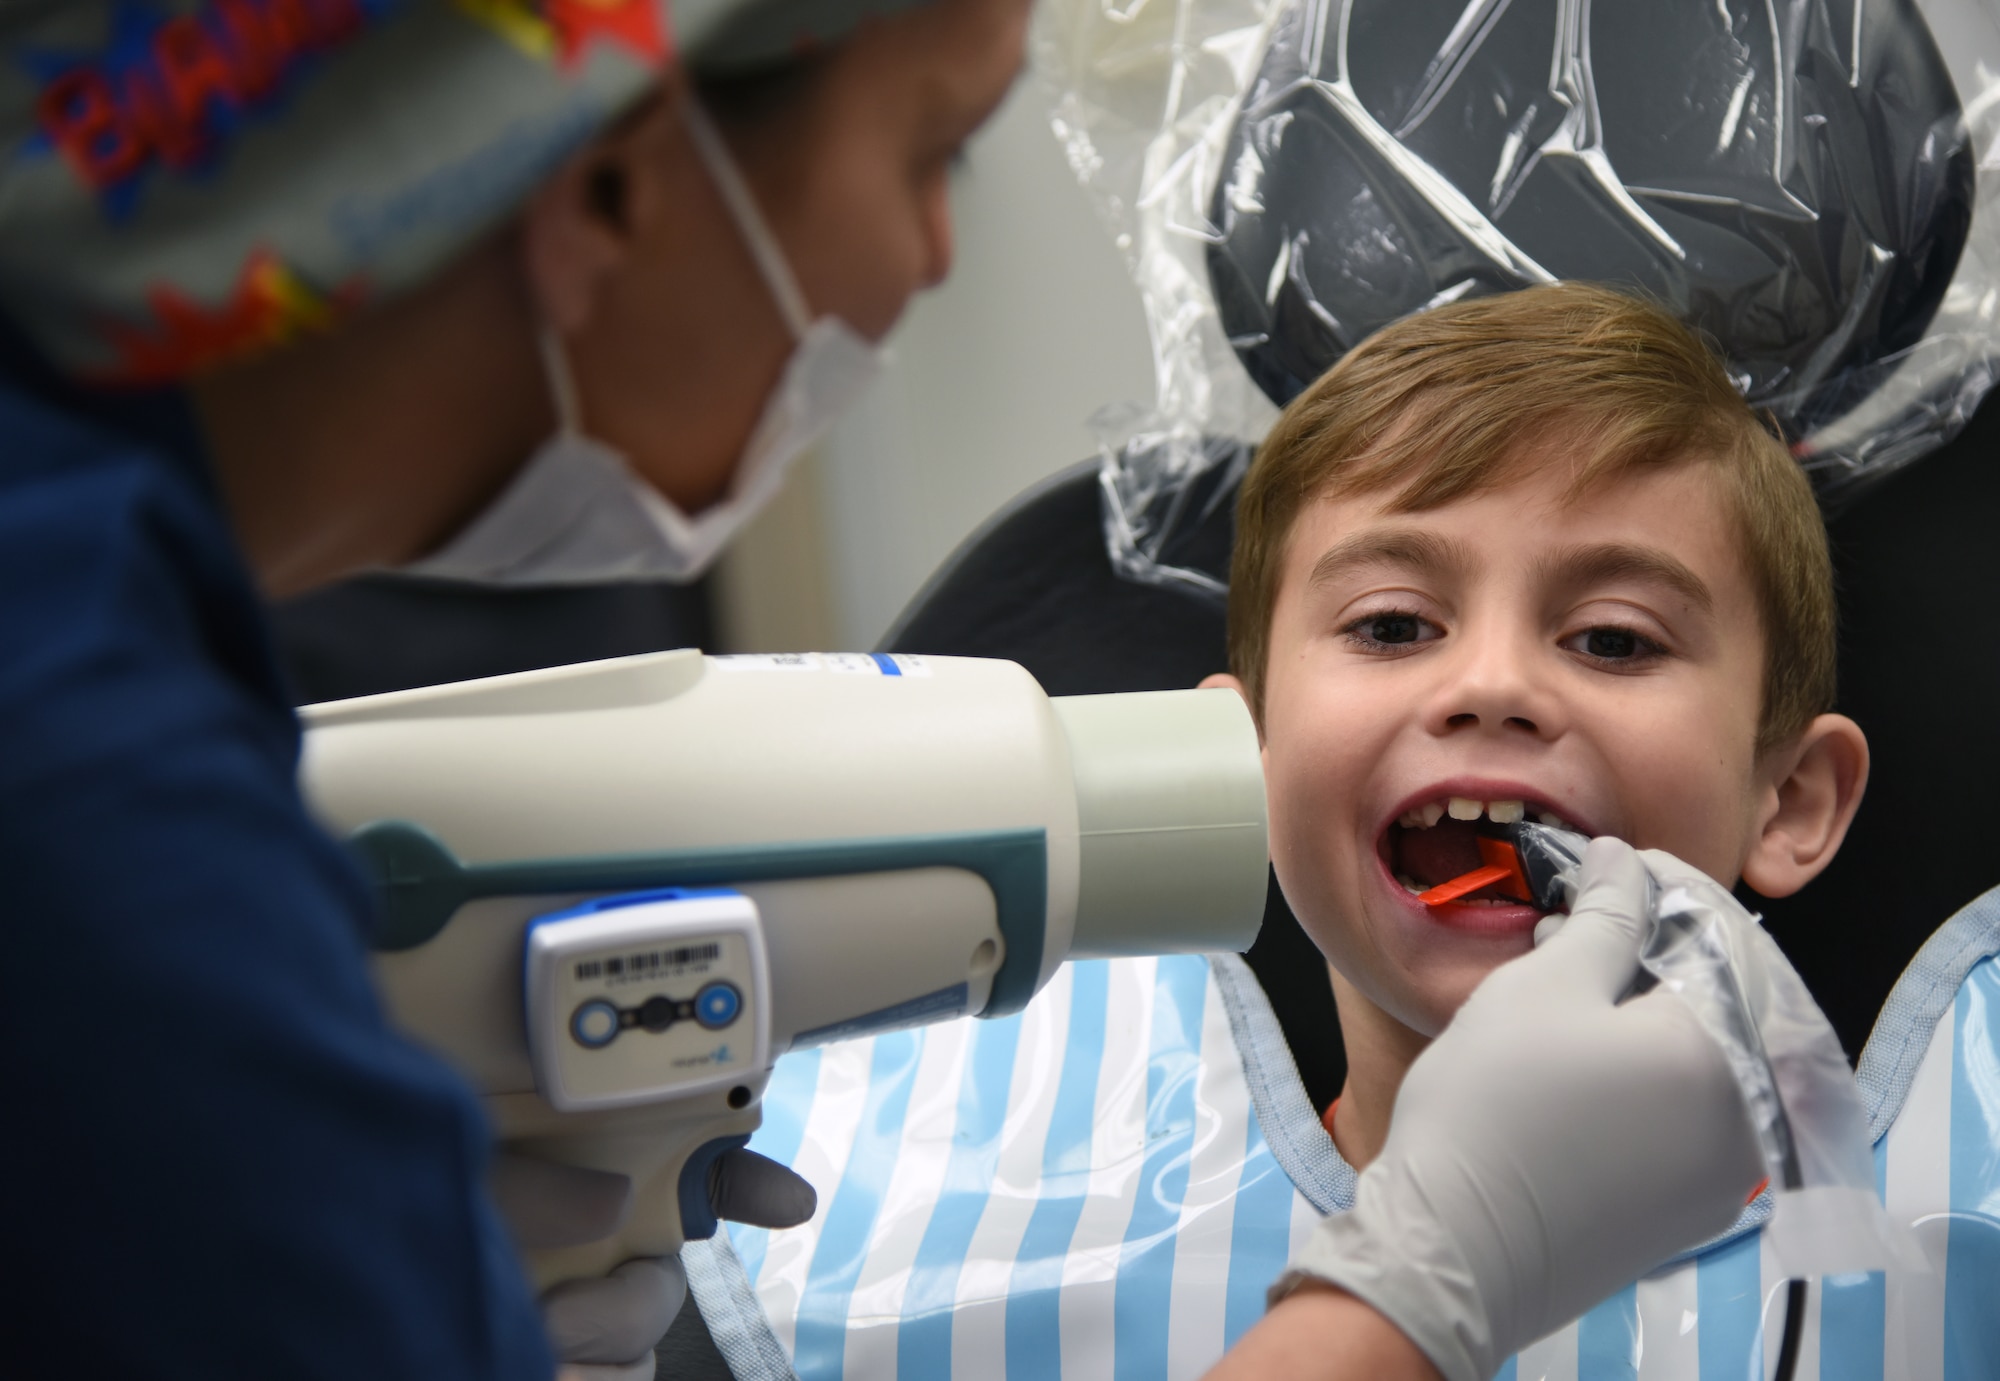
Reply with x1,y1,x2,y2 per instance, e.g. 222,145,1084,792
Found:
694,284,2000,1381
1199,281,1868,1172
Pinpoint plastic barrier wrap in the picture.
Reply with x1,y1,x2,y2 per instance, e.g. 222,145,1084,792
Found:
1515,825,1896,1278
1038,0,2000,593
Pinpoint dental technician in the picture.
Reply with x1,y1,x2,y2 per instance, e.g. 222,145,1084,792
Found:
0,2,1762,1379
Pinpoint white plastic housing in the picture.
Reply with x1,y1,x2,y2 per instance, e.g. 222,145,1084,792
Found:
1053,690,1270,956
297,650,1267,1276
304,653,1083,1075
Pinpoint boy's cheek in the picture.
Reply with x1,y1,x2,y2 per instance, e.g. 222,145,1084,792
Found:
1284,894,1374,1005
1282,854,1536,1038
1569,699,1765,878
1267,791,1364,908
1595,754,1758,884
1263,721,1370,823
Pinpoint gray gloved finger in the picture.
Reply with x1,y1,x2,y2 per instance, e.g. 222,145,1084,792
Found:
1526,835,1652,1000
491,1152,634,1249
542,1256,687,1366
709,1147,817,1229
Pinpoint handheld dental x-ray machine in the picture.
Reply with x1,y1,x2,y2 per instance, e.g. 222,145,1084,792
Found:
299,649,1269,1285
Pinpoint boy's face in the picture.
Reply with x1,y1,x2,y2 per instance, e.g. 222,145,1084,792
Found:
1251,452,1776,1037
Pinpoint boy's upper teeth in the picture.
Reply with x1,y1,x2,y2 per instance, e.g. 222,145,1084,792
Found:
1399,797,1563,829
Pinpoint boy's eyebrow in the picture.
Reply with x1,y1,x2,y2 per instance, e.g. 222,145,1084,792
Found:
1307,529,1470,589
1536,542,1714,612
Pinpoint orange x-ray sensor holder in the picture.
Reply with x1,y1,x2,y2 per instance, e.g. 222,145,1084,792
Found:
1418,836,1534,907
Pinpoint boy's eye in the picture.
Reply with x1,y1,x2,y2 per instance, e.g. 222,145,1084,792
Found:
1562,625,1663,663
1366,615,1424,644
1343,611,1440,651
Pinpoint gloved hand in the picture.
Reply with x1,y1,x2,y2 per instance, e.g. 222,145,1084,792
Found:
544,1258,688,1381
1276,837,1765,1381
493,1147,817,1380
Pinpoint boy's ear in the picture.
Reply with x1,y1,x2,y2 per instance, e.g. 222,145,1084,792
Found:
1739,713,1870,899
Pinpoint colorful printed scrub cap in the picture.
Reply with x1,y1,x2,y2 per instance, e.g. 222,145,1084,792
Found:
0,0,927,384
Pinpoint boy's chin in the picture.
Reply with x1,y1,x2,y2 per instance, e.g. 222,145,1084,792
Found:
1310,892,1536,1036
1378,951,1523,1040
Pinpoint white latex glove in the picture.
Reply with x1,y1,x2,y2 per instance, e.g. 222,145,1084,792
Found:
493,1148,816,1379
544,1258,688,1381
1277,837,1764,1381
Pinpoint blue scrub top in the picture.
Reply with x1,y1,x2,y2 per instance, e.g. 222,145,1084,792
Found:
0,338,554,1379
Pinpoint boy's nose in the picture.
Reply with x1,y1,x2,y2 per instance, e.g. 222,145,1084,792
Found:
1425,635,1562,740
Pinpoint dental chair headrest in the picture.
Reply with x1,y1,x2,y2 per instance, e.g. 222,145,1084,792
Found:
1205,0,1972,463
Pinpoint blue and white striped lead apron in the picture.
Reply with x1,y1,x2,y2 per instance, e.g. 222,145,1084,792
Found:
684,887,2000,1381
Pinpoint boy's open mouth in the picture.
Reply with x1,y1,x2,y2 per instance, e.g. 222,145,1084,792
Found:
1383,796,1578,906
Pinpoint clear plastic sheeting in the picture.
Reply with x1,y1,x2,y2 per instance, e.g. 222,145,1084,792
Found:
1038,0,2000,593
1516,824,1899,1278
1039,0,1292,596
1095,419,1249,598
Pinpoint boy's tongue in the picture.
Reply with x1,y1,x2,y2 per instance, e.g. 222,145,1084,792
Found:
1393,817,1487,887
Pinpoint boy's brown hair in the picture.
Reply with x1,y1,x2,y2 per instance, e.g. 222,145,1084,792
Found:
1227,282,1834,751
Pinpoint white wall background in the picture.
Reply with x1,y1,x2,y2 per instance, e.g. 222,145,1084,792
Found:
788,67,1157,649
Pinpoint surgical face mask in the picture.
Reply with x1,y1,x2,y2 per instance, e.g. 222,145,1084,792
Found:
406,98,885,586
